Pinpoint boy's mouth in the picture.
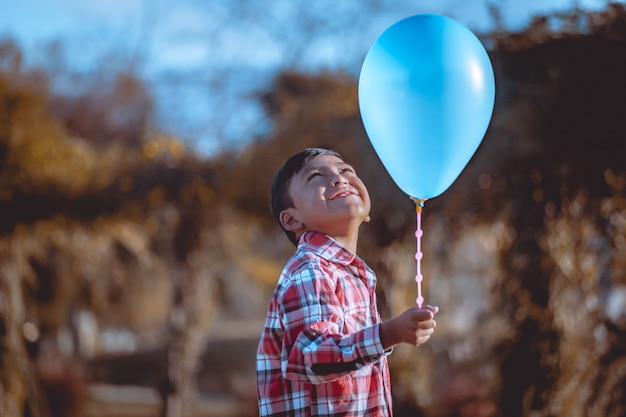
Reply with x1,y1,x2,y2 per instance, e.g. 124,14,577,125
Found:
329,188,357,200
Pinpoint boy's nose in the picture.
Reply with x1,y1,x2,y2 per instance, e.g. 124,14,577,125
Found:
330,175,348,187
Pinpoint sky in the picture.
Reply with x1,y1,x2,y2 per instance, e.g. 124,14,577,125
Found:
0,0,620,154
1,0,614,70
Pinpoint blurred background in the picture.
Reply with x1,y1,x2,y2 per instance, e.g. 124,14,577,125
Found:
1,1,625,416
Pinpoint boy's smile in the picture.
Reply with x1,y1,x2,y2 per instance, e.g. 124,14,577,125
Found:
279,154,371,250
328,187,358,200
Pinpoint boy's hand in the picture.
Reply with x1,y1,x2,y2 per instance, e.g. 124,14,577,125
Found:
380,305,438,349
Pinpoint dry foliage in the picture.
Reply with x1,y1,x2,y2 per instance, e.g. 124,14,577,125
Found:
1,5,626,417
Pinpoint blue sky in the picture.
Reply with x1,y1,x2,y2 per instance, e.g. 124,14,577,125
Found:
1,0,614,71
0,0,619,154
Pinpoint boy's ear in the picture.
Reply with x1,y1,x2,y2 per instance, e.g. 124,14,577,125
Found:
279,209,303,232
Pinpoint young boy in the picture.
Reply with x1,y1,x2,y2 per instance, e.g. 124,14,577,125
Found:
257,148,438,416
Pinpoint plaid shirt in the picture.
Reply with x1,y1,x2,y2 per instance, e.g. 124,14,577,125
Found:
257,231,393,416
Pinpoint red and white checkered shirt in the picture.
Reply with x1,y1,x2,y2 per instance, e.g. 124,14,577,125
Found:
256,231,393,416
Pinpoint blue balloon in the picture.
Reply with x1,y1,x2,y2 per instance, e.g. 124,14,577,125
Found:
359,14,495,200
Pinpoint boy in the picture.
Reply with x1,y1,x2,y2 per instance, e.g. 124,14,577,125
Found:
257,148,438,416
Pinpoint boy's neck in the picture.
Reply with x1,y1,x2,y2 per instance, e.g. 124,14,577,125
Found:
333,233,358,254
297,221,359,255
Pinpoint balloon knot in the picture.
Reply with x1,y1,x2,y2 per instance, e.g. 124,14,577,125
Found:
411,198,427,213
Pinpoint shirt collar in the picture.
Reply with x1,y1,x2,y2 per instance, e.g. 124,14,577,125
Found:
298,231,358,266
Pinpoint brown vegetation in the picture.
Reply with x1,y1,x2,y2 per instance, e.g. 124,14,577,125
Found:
1,4,626,417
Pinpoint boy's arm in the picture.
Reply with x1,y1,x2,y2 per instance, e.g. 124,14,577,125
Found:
279,267,387,384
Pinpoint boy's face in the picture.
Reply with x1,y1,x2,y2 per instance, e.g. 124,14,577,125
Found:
280,154,371,240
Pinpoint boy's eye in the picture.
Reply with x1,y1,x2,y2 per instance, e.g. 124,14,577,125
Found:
307,172,321,181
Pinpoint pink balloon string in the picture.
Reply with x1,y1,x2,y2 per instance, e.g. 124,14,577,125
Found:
413,199,425,308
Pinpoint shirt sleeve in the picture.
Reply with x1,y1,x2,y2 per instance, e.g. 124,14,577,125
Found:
278,262,387,384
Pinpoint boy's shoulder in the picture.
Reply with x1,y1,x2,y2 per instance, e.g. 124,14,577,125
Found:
282,244,326,277
275,232,360,288
277,240,335,283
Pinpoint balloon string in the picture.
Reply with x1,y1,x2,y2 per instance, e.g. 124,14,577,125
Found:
412,199,426,308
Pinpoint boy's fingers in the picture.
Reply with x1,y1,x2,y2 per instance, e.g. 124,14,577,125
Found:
417,319,436,330
408,311,430,323
414,308,434,320
424,305,439,314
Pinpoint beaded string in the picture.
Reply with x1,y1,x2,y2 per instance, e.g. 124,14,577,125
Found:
412,198,426,308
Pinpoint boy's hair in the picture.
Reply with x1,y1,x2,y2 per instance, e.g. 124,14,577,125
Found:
271,148,343,246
